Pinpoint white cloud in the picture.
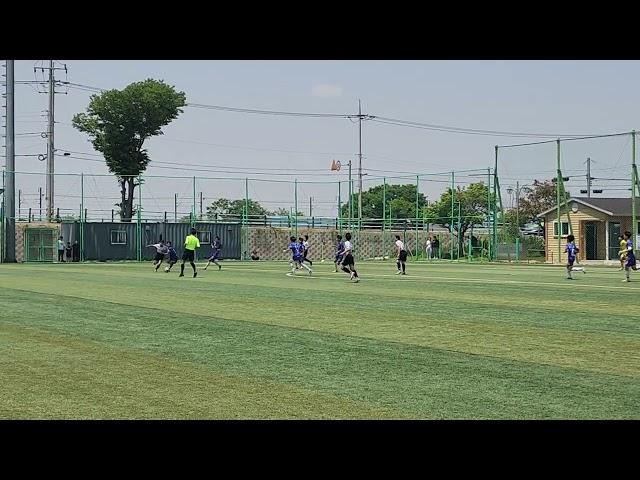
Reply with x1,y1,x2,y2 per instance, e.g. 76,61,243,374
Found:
311,84,343,98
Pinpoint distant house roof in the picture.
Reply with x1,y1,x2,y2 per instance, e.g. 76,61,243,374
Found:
537,197,632,218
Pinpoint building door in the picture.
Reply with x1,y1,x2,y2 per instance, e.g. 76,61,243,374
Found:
585,222,598,260
608,222,620,261
24,227,57,262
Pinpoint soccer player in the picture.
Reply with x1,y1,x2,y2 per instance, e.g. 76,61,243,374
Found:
618,234,627,271
339,232,359,282
284,235,311,276
302,234,313,266
204,235,223,271
394,234,408,275
165,241,178,272
180,228,200,278
334,234,345,272
147,240,168,272
564,234,585,280
622,230,637,282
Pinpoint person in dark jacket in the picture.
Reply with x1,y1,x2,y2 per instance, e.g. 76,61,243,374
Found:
72,241,80,262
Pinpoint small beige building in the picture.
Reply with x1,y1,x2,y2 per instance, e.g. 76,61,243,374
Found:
537,197,638,263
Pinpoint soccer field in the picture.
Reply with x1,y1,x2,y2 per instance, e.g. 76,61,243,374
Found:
1,260,638,419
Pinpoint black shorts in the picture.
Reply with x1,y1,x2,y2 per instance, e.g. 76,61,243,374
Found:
154,252,165,262
398,250,408,262
182,249,195,262
343,253,355,267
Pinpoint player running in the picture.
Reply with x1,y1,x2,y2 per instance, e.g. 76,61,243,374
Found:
204,235,223,271
165,241,178,272
302,234,313,267
339,232,359,282
334,234,345,272
284,235,312,276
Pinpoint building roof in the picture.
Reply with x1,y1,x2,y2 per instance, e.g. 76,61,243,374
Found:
537,197,633,218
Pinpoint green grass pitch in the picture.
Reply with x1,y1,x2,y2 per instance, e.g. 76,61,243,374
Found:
0,260,638,419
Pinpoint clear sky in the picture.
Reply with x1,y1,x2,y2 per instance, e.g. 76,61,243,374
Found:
4,60,639,219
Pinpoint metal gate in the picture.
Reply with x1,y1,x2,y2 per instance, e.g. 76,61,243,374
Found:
25,228,57,262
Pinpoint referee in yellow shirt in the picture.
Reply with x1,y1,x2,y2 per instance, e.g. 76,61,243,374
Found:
180,227,201,278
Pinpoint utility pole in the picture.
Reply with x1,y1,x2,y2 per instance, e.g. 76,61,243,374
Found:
46,60,55,221
39,187,43,221
4,60,16,262
36,60,66,222
358,99,363,230
586,157,592,198
18,189,21,219
199,191,203,219
309,196,312,217
174,193,177,223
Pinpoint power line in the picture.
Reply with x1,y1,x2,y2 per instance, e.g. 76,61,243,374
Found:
61,80,631,141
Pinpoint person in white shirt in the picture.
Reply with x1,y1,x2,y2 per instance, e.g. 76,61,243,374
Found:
147,240,168,272
395,235,407,275
338,232,359,282
426,236,432,260
302,234,313,267
57,236,65,262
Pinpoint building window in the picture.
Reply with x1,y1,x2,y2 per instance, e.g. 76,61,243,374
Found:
553,222,569,237
110,230,127,245
198,231,211,244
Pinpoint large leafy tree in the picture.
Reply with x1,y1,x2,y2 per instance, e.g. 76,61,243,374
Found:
425,182,490,252
341,183,427,220
72,79,186,222
206,198,270,220
517,179,569,228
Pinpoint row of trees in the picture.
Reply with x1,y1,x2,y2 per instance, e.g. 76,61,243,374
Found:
71,78,567,237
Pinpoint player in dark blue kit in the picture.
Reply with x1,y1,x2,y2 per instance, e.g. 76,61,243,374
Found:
283,235,312,276
204,235,223,271
622,230,637,282
564,234,585,280
165,241,179,273
334,234,345,272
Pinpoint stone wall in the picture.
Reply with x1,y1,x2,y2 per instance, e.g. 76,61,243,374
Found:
248,226,456,260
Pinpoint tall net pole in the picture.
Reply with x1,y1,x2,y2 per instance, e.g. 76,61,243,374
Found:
487,167,492,261
415,175,419,260
450,171,455,261
633,131,638,257
556,139,562,263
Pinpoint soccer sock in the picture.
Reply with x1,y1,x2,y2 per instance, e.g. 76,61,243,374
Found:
352,269,358,278
301,262,311,272
397,261,401,271
402,262,406,273
626,269,630,280
566,266,572,278
190,261,196,273
180,263,185,275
